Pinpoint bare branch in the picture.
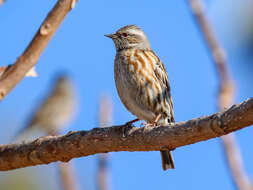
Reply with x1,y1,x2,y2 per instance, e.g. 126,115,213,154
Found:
0,0,75,101
0,97,253,171
189,0,234,108
188,0,253,190
221,134,253,190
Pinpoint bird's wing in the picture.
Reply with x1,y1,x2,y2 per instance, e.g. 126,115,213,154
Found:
150,50,175,123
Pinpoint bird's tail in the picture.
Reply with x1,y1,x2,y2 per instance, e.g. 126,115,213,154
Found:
160,150,175,170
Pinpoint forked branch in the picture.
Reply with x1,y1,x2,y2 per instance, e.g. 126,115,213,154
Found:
0,0,76,100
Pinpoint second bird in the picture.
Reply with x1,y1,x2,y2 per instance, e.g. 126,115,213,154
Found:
14,75,77,140
105,25,175,171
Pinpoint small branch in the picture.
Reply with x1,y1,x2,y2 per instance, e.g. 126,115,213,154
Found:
97,96,112,190
0,0,76,101
188,0,253,190
222,134,253,190
188,0,234,108
0,97,253,171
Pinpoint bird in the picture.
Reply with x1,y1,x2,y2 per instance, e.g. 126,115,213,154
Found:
14,74,77,140
105,25,175,171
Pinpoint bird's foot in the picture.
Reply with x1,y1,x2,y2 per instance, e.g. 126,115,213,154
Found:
121,118,140,137
145,114,161,128
145,122,158,128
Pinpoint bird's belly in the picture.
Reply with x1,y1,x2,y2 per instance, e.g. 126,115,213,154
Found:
114,60,155,122
116,81,155,122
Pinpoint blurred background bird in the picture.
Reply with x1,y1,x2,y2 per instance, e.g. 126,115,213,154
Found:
13,73,78,141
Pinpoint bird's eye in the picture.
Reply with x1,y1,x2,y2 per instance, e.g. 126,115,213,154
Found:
122,33,128,37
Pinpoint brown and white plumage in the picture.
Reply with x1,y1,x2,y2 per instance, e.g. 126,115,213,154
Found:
14,75,77,140
105,25,175,170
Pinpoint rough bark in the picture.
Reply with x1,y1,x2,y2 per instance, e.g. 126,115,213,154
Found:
0,97,253,171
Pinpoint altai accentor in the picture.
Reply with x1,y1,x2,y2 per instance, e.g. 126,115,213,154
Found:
105,25,175,170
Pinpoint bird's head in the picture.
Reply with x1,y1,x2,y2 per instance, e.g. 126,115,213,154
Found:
105,25,151,51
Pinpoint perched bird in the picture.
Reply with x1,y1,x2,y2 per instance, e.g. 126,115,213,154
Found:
14,74,77,140
105,25,175,170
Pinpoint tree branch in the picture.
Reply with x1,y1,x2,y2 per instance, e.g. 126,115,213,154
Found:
0,97,253,171
189,0,234,108
0,0,76,101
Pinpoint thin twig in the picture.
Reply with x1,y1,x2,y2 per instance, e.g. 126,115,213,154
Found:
97,96,112,190
188,0,253,189
222,134,253,190
188,0,234,108
0,97,253,171
0,0,76,101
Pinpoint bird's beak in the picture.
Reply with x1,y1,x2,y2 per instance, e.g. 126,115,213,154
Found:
104,33,117,39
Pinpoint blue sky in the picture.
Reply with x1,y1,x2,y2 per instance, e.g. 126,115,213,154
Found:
0,0,253,190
